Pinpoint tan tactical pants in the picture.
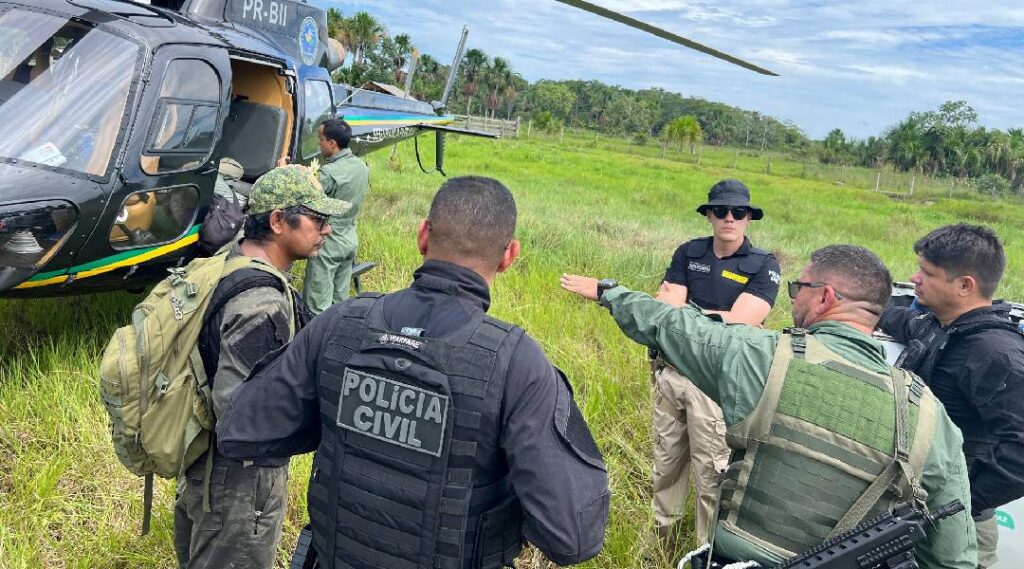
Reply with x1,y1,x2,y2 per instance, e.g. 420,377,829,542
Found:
652,361,731,543
975,516,999,568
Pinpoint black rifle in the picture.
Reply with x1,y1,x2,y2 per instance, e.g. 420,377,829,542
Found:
290,525,319,569
776,500,966,569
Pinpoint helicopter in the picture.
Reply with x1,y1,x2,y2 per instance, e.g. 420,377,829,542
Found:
0,0,776,299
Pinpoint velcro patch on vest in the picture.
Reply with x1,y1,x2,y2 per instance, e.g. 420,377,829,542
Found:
721,270,749,284
337,368,449,457
688,261,711,274
377,332,423,350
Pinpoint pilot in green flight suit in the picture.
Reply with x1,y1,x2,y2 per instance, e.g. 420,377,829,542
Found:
562,244,977,569
303,118,369,314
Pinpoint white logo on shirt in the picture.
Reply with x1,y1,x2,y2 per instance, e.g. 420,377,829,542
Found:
769,270,781,284
688,261,711,274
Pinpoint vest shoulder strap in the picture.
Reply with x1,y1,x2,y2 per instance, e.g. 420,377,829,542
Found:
340,293,383,319
686,237,712,258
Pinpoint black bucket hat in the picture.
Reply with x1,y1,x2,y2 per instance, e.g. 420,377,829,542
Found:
696,179,764,220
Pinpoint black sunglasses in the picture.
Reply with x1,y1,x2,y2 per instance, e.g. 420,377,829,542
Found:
294,207,330,231
710,206,750,220
787,280,846,301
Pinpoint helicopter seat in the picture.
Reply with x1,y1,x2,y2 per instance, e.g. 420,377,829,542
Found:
219,101,287,181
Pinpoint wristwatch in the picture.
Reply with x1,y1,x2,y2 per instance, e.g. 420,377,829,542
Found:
596,278,618,303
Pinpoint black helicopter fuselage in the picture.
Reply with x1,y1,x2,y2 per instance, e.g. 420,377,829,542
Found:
0,0,451,298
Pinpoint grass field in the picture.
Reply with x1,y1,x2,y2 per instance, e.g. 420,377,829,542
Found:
2,133,1023,568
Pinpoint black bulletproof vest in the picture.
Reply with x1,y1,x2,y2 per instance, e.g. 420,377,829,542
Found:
309,293,525,569
683,237,771,311
896,311,1023,382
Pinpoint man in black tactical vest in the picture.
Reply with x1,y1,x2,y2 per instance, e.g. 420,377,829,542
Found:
217,176,611,569
879,223,1024,568
562,178,780,553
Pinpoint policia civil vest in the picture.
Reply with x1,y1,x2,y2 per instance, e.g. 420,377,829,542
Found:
308,294,525,569
715,329,935,559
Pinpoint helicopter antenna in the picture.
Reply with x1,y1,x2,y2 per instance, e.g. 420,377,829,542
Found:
553,0,778,76
438,26,469,111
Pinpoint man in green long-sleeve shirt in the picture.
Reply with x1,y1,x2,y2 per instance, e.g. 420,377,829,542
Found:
303,118,370,314
562,244,976,568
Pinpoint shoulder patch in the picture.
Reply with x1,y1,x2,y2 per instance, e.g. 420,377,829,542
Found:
232,314,288,370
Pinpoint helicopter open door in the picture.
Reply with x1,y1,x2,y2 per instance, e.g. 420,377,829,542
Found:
219,56,295,186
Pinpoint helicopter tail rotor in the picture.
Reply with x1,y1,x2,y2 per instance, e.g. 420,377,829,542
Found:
552,0,778,76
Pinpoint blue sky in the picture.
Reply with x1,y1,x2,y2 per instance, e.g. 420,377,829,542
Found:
313,1,1024,139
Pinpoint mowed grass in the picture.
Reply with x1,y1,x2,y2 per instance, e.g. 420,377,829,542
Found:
2,133,1023,568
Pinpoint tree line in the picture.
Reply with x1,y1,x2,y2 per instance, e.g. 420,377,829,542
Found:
323,9,809,150
820,101,1024,194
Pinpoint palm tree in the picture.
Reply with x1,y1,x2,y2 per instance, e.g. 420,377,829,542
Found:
391,34,414,85
504,72,524,120
326,8,345,40
485,57,510,119
345,12,385,68
461,48,488,116
886,117,926,173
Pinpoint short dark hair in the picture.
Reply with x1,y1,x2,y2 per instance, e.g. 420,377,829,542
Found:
243,207,304,242
321,118,352,150
427,176,517,265
808,245,892,313
913,224,1005,298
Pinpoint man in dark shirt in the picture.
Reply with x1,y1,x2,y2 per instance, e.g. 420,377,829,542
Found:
562,179,780,551
879,223,1024,568
218,176,609,568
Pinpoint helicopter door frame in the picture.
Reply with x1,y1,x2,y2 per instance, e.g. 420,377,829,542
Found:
90,43,232,280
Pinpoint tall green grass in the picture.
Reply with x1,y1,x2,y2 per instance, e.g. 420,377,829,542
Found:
2,134,1022,568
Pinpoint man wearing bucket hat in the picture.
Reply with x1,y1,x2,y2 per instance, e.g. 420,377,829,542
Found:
562,178,780,553
174,165,349,569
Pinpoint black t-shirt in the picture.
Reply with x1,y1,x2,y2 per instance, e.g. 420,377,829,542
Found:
662,236,780,311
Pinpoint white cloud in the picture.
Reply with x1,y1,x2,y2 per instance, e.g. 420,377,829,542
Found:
316,0,1024,138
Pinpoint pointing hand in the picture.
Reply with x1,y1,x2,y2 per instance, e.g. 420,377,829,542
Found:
560,274,599,301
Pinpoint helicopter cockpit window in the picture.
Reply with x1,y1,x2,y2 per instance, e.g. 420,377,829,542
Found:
0,9,139,178
108,186,199,250
141,59,222,175
301,80,333,160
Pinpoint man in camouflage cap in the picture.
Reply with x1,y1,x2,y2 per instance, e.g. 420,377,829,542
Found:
174,165,349,569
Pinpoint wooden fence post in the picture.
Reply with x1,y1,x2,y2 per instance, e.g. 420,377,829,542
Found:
765,155,772,175
910,176,916,196
527,120,532,138
875,171,881,192
697,145,703,166
733,151,739,169
559,126,565,143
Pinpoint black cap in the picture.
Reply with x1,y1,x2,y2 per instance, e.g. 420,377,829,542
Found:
696,179,763,220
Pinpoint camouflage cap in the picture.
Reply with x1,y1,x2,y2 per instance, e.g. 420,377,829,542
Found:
246,165,351,216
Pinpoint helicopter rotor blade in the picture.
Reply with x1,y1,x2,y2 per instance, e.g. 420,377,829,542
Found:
552,0,779,76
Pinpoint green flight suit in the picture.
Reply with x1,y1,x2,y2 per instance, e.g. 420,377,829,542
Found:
601,286,978,569
303,149,369,314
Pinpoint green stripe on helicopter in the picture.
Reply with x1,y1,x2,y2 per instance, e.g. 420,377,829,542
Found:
18,225,202,289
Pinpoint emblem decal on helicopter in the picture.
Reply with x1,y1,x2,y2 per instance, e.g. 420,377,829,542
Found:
299,17,319,66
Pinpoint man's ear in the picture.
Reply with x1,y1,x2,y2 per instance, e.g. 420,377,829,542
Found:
497,239,521,274
417,219,430,256
958,275,980,297
269,210,286,235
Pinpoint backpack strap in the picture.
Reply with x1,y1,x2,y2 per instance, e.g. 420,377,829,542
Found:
197,267,287,381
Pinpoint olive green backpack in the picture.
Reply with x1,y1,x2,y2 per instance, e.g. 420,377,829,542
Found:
99,250,257,533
